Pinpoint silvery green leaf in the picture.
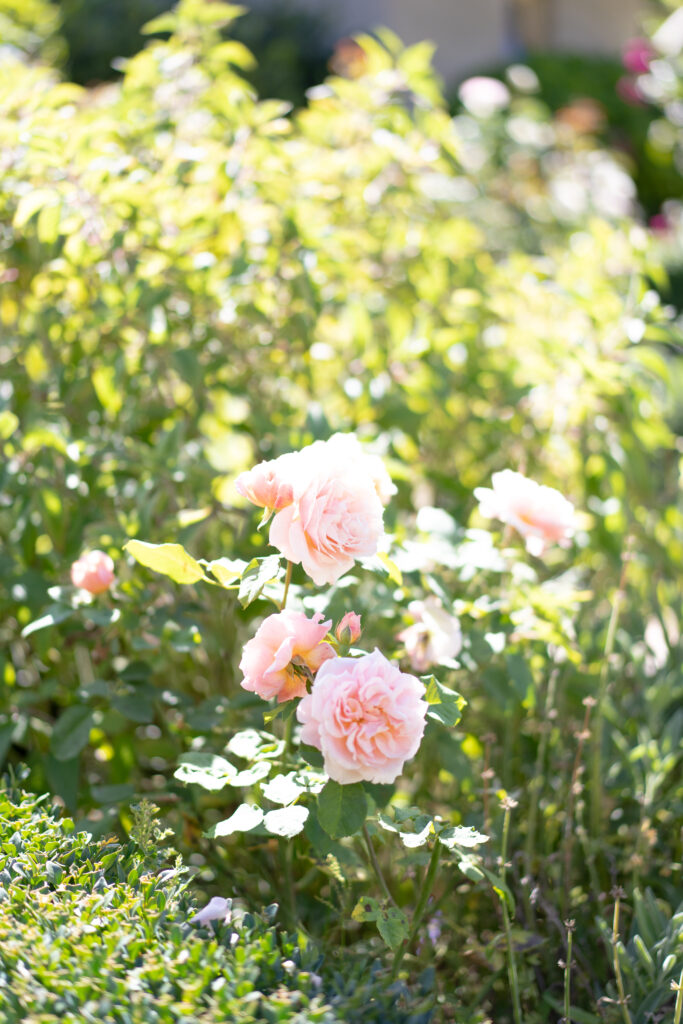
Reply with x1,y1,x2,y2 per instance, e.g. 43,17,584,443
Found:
174,753,237,791
263,805,309,838
206,804,263,837
231,760,272,787
438,825,489,849
226,729,284,762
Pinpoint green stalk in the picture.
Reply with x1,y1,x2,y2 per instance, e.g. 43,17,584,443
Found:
525,668,559,878
391,839,441,979
590,548,629,839
280,560,293,611
362,823,396,907
564,925,573,1023
500,803,523,1024
674,967,683,1024
611,896,633,1024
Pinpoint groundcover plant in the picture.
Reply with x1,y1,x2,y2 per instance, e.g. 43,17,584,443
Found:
1,1,682,1021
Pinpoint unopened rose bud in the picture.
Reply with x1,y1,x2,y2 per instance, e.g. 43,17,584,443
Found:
335,612,361,645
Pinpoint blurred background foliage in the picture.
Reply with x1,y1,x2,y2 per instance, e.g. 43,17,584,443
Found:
0,1,681,1021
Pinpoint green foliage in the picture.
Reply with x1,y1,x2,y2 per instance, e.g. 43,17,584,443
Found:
0,3,682,1021
0,776,438,1023
0,777,334,1023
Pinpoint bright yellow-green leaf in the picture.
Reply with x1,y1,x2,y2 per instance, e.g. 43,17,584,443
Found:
124,541,205,584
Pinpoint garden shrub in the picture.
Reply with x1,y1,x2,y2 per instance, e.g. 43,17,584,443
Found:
0,774,435,1023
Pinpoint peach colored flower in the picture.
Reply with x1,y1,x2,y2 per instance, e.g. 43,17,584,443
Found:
398,597,462,672
474,469,575,556
235,454,296,511
297,649,427,784
269,440,385,587
336,611,362,645
318,434,396,506
239,610,335,703
70,550,115,594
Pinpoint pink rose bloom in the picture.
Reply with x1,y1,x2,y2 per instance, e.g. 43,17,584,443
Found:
239,610,335,703
70,550,115,594
269,438,385,586
474,469,575,557
319,434,397,506
458,76,510,117
235,455,295,511
623,38,653,75
335,611,362,645
297,649,428,784
398,597,462,672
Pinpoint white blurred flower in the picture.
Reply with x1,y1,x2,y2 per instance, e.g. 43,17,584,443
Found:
399,596,462,672
190,897,232,926
458,76,510,118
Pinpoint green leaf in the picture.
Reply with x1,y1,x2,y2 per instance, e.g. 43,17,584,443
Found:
124,540,205,584
351,898,409,950
206,803,264,837
438,825,489,850
230,761,272,787
263,699,297,726
227,729,284,762
300,743,324,768
22,604,75,638
542,995,600,1024
362,782,394,809
14,188,58,229
50,706,94,762
263,806,309,838
423,675,466,727
317,780,367,839
238,555,282,607
377,552,403,586
0,410,19,440
205,557,247,588
111,692,155,724
505,653,534,702
482,867,516,914
174,753,237,791
262,770,326,805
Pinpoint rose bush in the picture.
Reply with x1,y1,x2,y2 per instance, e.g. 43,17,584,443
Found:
2,3,682,1021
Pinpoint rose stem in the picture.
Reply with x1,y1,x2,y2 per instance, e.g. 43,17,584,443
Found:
500,801,523,1024
280,560,293,611
589,540,630,841
391,838,441,980
362,823,396,907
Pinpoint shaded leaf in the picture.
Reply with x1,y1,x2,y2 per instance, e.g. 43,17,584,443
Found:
51,706,94,762
317,781,367,839
238,555,282,607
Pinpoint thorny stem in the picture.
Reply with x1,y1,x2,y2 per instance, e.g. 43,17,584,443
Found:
611,895,634,1024
590,542,631,840
500,801,523,1024
280,560,293,611
563,697,595,919
391,839,441,980
362,824,396,907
